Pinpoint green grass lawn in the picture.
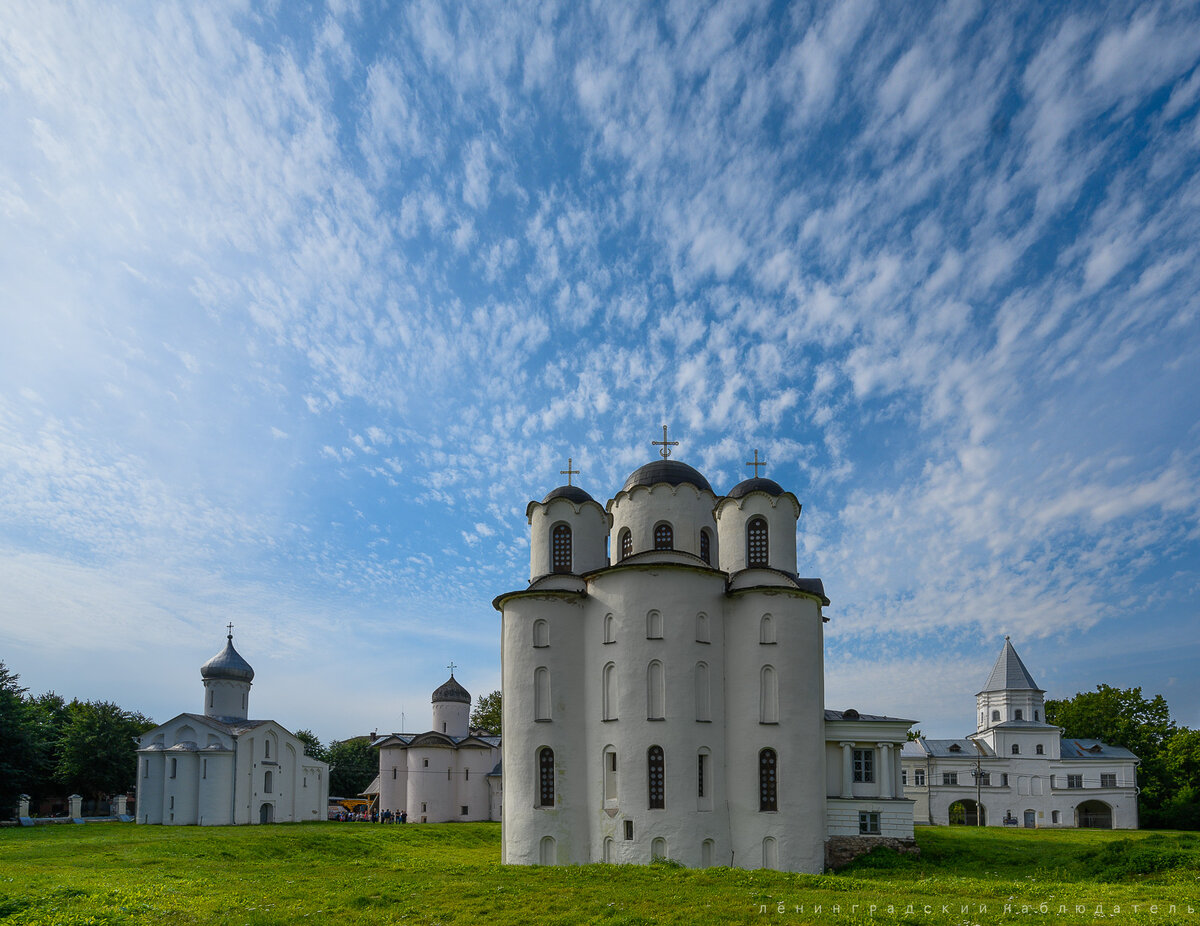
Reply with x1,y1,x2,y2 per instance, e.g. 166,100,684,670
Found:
1,822,1197,925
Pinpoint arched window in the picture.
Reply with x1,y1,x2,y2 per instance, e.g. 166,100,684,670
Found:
695,612,709,643
762,836,778,869
646,609,663,639
619,528,632,560
534,667,551,721
603,613,615,643
747,517,769,566
654,522,673,550
651,836,667,860
603,837,614,862
1011,744,1020,755
648,745,665,809
539,835,556,865
694,662,711,721
992,710,1000,722
603,662,618,720
759,614,776,644
759,748,777,811
701,839,714,867
538,747,554,807
264,739,271,759
760,665,778,723
647,660,665,720
603,747,618,803
1015,709,1023,720
1036,744,1044,755
699,529,711,564
1034,710,1040,721
551,523,572,573
533,619,549,647
263,770,273,794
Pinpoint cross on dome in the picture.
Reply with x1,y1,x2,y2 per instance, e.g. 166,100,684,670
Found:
447,661,457,677
652,424,679,460
226,621,234,639
745,448,767,477
560,457,580,486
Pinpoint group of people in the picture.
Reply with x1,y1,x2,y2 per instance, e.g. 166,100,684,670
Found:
327,807,409,823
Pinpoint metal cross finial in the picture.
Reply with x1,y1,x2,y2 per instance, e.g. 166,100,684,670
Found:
226,622,234,638
745,448,767,477
447,661,457,677
560,457,580,486
652,424,679,460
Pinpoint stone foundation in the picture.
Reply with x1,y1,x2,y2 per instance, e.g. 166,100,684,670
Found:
824,835,919,870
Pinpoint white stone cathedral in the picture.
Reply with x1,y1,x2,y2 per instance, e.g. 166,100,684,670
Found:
495,443,915,872
136,632,329,825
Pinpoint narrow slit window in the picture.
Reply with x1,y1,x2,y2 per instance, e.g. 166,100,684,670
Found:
759,748,777,812
648,745,665,809
538,747,554,807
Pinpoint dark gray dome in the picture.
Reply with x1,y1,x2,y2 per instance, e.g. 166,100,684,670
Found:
727,477,786,499
200,635,255,682
542,484,595,504
432,675,471,704
622,460,713,494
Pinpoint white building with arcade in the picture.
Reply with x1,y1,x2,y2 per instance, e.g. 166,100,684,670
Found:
494,439,915,873
135,631,329,825
901,638,1139,829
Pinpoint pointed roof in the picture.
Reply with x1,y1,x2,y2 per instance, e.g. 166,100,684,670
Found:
978,636,1042,694
200,633,255,682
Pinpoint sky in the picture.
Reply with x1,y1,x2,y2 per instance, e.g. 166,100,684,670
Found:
1,1,1198,746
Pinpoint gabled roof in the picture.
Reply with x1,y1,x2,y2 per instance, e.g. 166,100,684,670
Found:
979,637,1043,694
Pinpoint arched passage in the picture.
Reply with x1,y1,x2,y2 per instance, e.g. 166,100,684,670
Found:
947,799,985,826
1076,800,1113,829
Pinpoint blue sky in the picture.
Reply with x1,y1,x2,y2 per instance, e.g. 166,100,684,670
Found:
1,1,1198,745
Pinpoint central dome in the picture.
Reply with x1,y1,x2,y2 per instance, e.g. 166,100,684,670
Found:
432,675,471,704
200,635,255,682
622,460,714,494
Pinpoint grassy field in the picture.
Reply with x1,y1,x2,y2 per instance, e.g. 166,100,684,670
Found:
1,822,1198,925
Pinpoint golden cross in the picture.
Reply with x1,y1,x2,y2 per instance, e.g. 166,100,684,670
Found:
560,457,580,486
447,661,457,677
745,448,767,477
651,424,679,460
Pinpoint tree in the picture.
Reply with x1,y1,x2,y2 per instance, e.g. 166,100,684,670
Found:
56,701,156,799
0,663,37,818
1046,684,1186,826
26,692,70,802
294,729,327,761
471,690,501,735
906,728,923,742
327,737,377,798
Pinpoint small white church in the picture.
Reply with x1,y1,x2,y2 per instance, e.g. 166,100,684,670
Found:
372,672,502,823
136,631,329,825
494,437,916,872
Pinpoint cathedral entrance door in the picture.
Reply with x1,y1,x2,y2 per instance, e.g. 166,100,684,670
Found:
1023,809,1036,828
260,803,274,824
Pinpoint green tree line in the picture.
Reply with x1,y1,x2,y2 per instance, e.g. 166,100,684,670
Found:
1046,684,1200,829
1,662,156,817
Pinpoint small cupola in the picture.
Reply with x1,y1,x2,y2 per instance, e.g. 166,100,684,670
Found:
431,665,471,738
201,628,254,721
526,457,608,581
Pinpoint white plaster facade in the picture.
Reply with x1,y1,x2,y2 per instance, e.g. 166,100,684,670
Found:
902,638,1139,829
136,634,329,825
372,675,501,823
495,459,915,873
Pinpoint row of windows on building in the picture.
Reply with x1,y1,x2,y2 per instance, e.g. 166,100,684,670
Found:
904,769,1120,788
532,611,780,647
981,708,1041,723
530,661,782,724
147,758,299,793
389,763,474,780
549,518,771,573
535,745,781,812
